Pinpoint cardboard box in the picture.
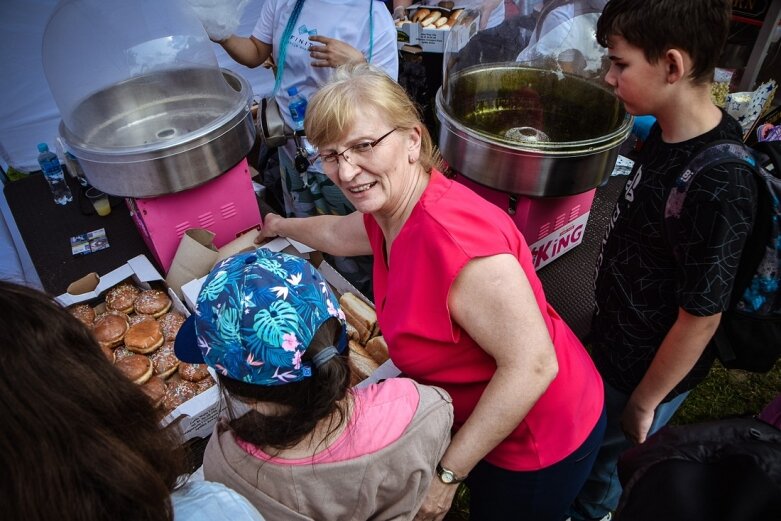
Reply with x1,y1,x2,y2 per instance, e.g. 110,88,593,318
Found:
56,254,221,443
396,5,479,53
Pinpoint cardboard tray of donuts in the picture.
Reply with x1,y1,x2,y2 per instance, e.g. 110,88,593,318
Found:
180,237,402,389
57,255,221,442
395,2,479,53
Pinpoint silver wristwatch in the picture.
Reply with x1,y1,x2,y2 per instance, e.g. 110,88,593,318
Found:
436,463,467,485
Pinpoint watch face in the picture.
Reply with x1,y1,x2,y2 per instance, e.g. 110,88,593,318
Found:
440,469,455,483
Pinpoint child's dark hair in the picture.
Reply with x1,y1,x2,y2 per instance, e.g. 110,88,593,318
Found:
219,317,352,450
596,0,731,84
0,281,186,521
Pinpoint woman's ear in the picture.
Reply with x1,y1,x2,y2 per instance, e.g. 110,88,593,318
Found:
664,48,686,84
407,125,422,163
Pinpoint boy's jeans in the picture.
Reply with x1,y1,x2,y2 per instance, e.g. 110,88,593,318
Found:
569,381,689,521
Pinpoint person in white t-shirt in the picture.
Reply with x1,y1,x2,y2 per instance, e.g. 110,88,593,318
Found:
215,0,398,298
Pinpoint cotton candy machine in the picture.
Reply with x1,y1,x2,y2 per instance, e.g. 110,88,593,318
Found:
434,2,631,267
42,0,260,271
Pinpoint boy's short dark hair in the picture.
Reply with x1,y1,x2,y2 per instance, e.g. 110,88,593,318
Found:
596,0,731,84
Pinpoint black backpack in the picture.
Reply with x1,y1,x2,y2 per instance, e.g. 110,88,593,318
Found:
664,140,781,372
615,407,781,521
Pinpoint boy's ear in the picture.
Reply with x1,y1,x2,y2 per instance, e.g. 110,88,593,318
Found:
664,49,686,84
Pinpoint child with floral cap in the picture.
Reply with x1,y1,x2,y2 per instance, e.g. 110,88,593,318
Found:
175,249,453,520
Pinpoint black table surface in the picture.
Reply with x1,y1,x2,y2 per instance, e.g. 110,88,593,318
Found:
4,173,158,296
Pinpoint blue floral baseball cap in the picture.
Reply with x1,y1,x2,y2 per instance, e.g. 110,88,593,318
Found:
175,249,347,386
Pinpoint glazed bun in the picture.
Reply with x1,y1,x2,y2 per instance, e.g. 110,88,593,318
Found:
128,313,155,327
105,282,140,314
70,304,96,326
115,354,153,385
134,289,172,318
124,320,164,354
92,313,129,349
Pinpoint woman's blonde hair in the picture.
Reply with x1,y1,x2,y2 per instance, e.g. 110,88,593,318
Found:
305,63,434,172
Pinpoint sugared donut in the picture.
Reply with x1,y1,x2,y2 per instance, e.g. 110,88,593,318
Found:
70,304,96,326
115,354,153,385
163,380,199,411
92,313,129,349
196,375,216,393
149,343,179,379
128,313,155,327
124,320,164,354
105,283,141,314
179,362,210,382
134,289,171,318
140,376,167,408
114,345,135,361
159,311,186,342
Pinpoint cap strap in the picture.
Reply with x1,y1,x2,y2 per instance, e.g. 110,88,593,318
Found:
312,346,339,368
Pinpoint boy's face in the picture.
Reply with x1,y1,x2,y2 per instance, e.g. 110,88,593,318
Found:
604,35,668,116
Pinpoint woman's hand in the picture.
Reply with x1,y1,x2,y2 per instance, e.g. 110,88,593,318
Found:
255,213,283,244
413,480,458,521
308,35,365,68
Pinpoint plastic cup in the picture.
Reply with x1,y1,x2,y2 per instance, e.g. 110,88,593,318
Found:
86,187,111,216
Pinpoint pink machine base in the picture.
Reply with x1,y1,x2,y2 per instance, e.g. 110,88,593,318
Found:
455,174,596,270
127,158,262,273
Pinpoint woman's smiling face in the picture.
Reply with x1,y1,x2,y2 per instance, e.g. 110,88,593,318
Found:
318,109,421,216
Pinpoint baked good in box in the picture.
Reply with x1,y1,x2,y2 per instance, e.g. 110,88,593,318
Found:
420,11,442,27
149,343,180,379
134,289,171,318
163,379,199,411
159,311,186,342
70,304,95,326
348,339,379,384
105,282,140,314
115,354,153,385
196,375,216,393
140,375,167,408
340,292,377,344
128,313,155,326
365,335,390,365
124,320,164,354
92,313,129,349
179,362,210,382
411,8,430,22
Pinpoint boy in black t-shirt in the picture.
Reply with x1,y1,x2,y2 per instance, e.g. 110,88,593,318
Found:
569,1,757,520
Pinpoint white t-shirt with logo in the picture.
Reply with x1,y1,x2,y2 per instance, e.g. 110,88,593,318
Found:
253,0,399,131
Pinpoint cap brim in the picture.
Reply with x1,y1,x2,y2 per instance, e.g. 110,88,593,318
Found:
174,315,206,364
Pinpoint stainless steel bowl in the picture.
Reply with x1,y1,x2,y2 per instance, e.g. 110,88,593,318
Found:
60,67,255,198
436,64,632,197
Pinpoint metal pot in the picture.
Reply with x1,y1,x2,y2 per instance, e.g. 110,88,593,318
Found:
436,64,632,197
60,67,255,198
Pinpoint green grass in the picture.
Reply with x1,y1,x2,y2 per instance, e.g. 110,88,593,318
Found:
444,359,781,519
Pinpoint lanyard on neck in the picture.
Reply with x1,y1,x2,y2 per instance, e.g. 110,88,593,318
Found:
273,0,306,96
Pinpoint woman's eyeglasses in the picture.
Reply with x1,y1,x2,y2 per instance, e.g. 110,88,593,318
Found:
314,128,397,170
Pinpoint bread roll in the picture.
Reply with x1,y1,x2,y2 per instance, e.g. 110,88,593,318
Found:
365,335,390,365
340,293,377,340
411,8,430,22
348,340,379,384
420,11,442,27
448,9,464,24
434,16,449,28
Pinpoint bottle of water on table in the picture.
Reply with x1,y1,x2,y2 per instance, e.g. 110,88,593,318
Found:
37,143,73,205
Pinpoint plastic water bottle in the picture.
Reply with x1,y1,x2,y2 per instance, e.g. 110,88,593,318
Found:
287,86,308,132
37,143,73,205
